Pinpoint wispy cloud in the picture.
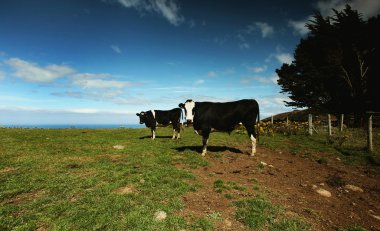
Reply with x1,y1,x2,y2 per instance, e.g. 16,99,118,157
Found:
5,58,75,83
258,94,292,118
317,0,380,19
247,65,267,73
115,0,184,26
70,73,112,79
240,74,278,85
0,70,5,80
288,17,311,36
289,0,380,36
194,79,205,85
72,78,133,89
111,45,122,54
0,105,138,124
207,71,217,77
274,53,293,65
236,21,274,49
254,22,274,38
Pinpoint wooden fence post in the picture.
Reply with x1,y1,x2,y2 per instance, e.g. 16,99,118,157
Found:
308,114,313,135
286,116,289,125
271,115,274,124
340,114,344,132
368,114,373,153
328,114,332,136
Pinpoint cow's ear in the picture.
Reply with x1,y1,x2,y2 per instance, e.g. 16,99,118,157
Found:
179,103,184,108
136,113,140,116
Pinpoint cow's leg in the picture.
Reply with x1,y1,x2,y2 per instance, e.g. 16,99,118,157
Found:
243,123,257,156
172,129,176,139
151,128,156,140
201,128,211,156
172,123,180,139
176,124,181,139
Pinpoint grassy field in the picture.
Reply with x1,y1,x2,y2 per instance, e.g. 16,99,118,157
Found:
1,126,378,230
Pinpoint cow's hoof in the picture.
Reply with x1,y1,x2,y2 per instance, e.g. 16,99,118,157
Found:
201,152,206,157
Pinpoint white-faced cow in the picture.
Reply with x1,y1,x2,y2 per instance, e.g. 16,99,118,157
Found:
179,99,260,156
136,108,182,139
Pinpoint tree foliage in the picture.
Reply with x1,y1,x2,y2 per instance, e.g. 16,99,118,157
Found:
276,5,380,114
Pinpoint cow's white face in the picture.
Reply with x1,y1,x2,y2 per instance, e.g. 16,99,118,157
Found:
179,100,195,123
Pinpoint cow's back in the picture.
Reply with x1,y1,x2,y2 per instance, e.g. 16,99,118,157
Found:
193,99,258,131
156,108,182,125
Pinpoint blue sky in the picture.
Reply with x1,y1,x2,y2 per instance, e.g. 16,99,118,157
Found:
1,0,379,125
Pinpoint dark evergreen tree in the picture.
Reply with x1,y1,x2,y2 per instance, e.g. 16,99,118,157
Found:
276,5,380,115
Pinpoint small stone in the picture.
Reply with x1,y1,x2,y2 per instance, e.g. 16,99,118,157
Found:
300,183,308,187
316,188,332,197
140,179,145,184
345,184,364,192
154,210,167,221
224,219,232,227
260,161,268,166
312,185,318,190
113,145,125,150
268,164,274,168
370,214,380,221
336,157,341,161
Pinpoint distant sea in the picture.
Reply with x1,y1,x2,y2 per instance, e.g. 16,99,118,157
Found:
2,124,145,129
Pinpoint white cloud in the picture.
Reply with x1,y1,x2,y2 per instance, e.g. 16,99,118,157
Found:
275,53,293,65
207,71,217,77
236,21,274,49
257,94,292,118
289,0,380,36
0,70,5,80
116,0,184,26
288,17,311,36
0,105,139,125
255,22,274,38
194,79,205,85
255,75,278,84
72,78,133,89
5,58,75,83
188,19,196,28
316,0,380,19
239,42,250,50
248,65,267,73
240,74,278,85
111,45,122,54
71,73,112,79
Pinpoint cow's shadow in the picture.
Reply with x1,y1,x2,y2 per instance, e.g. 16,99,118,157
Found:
174,145,243,154
139,135,173,139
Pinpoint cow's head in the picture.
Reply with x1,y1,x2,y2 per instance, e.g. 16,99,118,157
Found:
136,111,147,124
179,99,195,124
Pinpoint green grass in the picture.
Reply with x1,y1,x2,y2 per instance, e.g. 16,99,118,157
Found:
1,126,377,230
259,128,380,168
0,127,207,230
234,197,311,230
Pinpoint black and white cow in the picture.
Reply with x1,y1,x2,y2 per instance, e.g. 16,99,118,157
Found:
136,108,182,139
179,99,260,156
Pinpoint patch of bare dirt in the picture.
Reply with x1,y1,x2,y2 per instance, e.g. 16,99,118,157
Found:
176,146,380,230
0,167,17,174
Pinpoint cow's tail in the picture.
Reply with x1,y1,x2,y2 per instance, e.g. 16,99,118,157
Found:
257,104,260,143
180,109,185,132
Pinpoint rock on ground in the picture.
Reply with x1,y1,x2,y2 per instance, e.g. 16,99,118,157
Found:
344,184,364,192
154,210,167,221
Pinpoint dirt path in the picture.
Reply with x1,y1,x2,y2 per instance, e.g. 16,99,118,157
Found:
177,146,380,230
